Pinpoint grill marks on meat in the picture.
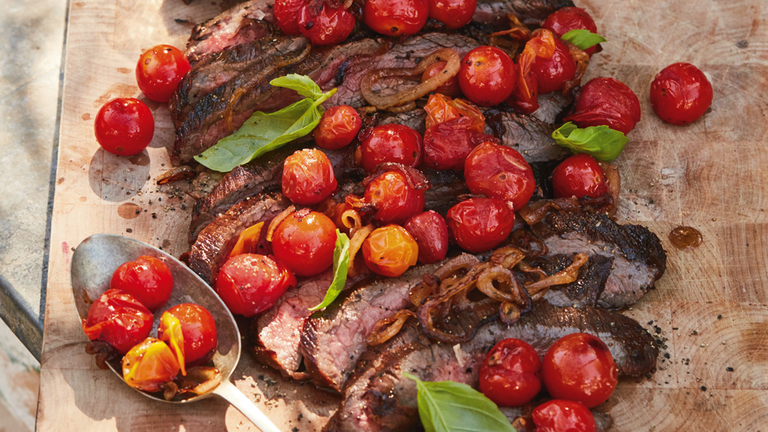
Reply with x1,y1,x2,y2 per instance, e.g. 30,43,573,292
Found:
324,302,657,432
484,107,570,162
532,254,614,307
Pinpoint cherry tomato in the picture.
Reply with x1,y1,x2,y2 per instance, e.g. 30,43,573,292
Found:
360,124,423,172
509,30,559,114
135,45,191,103
363,0,429,37
458,46,517,107
446,198,515,253
530,36,576,94
428,0,476,30
94,98,154,156
542,7,599,56
158,303,218,369
479,338,542,407
532,400,597,432
362,225,419,277
122,338,180,393
424,93,485,134
314,105,362,150
423,118,479,171
551,154,607,199
274,0,306,35
542,333,618,408
365,171,425,224
298,3,355,46
422,61,462,98
272,209,337,276
650,62,713,125
216,254,297,317
82,289,154,354
110,255,173,312
565,77,641,134
464,142,535,211
282,148,338,205
404,210,449,264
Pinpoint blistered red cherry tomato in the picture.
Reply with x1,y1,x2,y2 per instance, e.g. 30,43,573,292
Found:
404,210,449,264
272,209,337,276
459,46,518,107
94,98,154,156
464,142,535,211
428,0,476,29
360,124,423,172
122,337,180,392
216,254,297,317
423,118,479,170
82,289,154,354
274,0,306,35
314,105,362,150
565,77,641,134
110,255,173,312
446,198,515,253
282,148,338,205
298,4,355,46
135,45,191,103
650,62,713,125
530,37,576,94
363,0,429,36
533,400,597,432
362,225,419,277
542,7,599,56
552,154,607,199
365,171,425,224
158,303,218,367
479,338,542,407
542,332,618,408
422,61,462,98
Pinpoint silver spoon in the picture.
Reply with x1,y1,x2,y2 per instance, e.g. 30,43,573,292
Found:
70,233,282,432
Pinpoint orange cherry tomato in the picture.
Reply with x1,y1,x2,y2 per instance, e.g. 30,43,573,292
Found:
314,105,362,150
282,148,338,205
365,171,425,225
82,289,154,354
216,254,297,317
363,0,429,37
122,338,180,393
94,98,154,156
446,198,515,253
422,61,462,97
464,142,535,211
158,303,218,373
110,255,173,312
272,209,337,276
135,45,191,103
362,225,419,277
458,46,517,107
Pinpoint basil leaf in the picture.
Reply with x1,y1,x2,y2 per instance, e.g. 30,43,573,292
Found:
552,121,628,161
561,29,606,50
270,73,324,100
404,372,516,432
309,230,350,311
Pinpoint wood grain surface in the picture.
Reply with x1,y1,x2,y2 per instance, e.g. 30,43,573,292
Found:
37,0,768,430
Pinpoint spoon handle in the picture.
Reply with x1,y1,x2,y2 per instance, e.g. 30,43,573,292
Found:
213,380,283,432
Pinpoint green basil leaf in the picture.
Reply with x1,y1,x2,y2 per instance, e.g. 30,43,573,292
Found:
309,230,350,312
404,372,516,432
552,121,628,161
270,73,324,100
561,29,606,50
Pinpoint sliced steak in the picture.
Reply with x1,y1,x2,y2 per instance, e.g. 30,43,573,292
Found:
484,107,570,162
473,0,574,26
324,302,658,432
535,254,615,308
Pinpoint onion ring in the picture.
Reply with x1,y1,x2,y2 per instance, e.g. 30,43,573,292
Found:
526,253,589,299
367,310,417,346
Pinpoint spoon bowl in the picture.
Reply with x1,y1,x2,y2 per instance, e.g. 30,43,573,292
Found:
71,234,281,432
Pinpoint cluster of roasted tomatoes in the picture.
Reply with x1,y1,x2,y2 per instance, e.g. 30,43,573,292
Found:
480,334,619,432
82,256,218,394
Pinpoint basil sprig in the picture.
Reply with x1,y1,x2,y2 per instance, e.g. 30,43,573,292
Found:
195,74,337,172
562,29,606,50
309,230,350,312
404,372,516,432
552,121,628,161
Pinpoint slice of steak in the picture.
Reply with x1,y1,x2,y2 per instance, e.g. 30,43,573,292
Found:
534,254,615,308
187,193,291,286
532,211,667,309
324,302,657,432
473,0,574,26
484,107,571,162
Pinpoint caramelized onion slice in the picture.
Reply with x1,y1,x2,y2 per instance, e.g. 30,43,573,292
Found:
476,266,529,306
562,40,590,95
518,197,580,226
341,208,362,238
526,253,589,298
598,161,620,217
266,205,296,242
516,260,549,281
157,166,197,185
367,310,417,346
500,302,521,325
348,224,375,274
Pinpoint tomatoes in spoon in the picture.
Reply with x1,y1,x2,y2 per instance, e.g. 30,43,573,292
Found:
650,62,713,125
272,209,338,277
282,148,338,205
158,303,218,373
122,338,180,393
551,154,608,199
565,77,641,134
110,255,173,312
458,46,518,107
82,289,154,354
479,338,542,407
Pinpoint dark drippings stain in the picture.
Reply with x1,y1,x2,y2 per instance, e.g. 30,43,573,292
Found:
117,203,142,219
128,152,150,166
669,226,702,250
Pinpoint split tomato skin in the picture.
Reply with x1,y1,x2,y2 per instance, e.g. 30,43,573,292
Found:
158,303,218,366
446,198,515,253
542,332,619,408
464,142,536,211
314,105,362,150
216,254,297,317
552,154,608,199
458,46,518,107
360,124,423,172
122,337,180,393
82,289,154,355
298,4,355,46
362,225,419,277
530,37,576,94
135,45,191,103
272,209,338,277
650,62,713,125
422,61,462,98
565,77,641,134
542,7,599,56
404,210,449,264
282,148,338,205
110,255,173,312
363,0,429,37
427,0,476,30
365,171,425,225
94,98,154,156
479,338,542,407
274,0,306,35
532,400,597,432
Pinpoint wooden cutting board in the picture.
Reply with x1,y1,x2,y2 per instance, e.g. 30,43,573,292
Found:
37,0,768,430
